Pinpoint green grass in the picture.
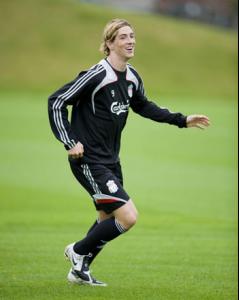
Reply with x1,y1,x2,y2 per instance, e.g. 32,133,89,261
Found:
0,0,237,97
0,0,237,299
0,93,237,300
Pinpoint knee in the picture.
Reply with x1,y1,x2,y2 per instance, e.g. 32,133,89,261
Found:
120,211,138,230
128,213,138,228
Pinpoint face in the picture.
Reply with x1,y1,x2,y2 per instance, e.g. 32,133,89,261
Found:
108,26,136,60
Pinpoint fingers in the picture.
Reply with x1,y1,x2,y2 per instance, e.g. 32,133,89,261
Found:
69,153,83,159
69,152,83,159
68,142,84,159
195,124,206,130
187,115,210,129
196,115,210,121
195,120,210,129
197,117,210,128
198,121,210,128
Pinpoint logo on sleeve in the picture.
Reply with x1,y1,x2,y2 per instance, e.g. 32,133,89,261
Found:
128,84,133,98
106,180,118,194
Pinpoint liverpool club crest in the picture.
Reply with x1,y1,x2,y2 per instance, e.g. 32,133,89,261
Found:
128,84,133,98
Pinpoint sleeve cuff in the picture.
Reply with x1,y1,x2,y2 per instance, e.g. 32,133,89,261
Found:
178,116,188,128
64,140,77,150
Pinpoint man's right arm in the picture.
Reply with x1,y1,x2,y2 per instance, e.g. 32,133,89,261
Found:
48,64,105,151
48,77,80,150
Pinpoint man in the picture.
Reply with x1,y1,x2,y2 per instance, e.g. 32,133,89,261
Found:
48,19,210,287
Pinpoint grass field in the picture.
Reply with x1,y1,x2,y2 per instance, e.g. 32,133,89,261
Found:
0,92,237,300
0,0,237,299
0,0,237,97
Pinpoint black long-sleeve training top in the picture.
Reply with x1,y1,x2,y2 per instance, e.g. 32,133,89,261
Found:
48,58,187,164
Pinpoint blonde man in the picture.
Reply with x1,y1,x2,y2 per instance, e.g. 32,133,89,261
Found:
48,19,209,286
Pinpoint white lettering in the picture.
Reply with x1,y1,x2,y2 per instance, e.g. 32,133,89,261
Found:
111,101,130,115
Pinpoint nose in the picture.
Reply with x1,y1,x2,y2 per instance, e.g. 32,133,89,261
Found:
127,36,135,44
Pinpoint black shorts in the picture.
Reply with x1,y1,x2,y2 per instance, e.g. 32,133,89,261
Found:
69,158,130,214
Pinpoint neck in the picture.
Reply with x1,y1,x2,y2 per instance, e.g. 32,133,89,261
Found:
107,54,128,72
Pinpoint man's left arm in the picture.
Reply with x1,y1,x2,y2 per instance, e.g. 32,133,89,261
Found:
130,84,210,129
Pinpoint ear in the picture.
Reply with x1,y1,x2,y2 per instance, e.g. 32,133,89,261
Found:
106,41,114,51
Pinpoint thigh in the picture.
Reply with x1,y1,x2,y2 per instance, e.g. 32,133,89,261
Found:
69,161,131,214
98,210,113,221
113,199,138,220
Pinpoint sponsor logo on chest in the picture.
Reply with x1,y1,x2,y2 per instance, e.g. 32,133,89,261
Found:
111,100,130,115
110,84,133,115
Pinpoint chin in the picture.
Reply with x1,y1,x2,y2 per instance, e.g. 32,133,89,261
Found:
125,53,134,60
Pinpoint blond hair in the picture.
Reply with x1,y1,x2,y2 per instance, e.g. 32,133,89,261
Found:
100,19,133,56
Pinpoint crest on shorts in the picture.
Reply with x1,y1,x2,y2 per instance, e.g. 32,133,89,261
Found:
128,84,133,98
106,180,118,194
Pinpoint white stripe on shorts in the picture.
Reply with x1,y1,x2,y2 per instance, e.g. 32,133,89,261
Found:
82,164,101,194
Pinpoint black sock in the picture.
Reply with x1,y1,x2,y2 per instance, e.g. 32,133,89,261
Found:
85,219,106,265
87,219,99,234
73,217,126,255
76,219,109,265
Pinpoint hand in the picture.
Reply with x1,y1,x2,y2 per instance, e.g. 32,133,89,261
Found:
186,115,210,129
68,142,84,159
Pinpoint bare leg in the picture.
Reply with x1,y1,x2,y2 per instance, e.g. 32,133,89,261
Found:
98,210,113,222
113,199,138,230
